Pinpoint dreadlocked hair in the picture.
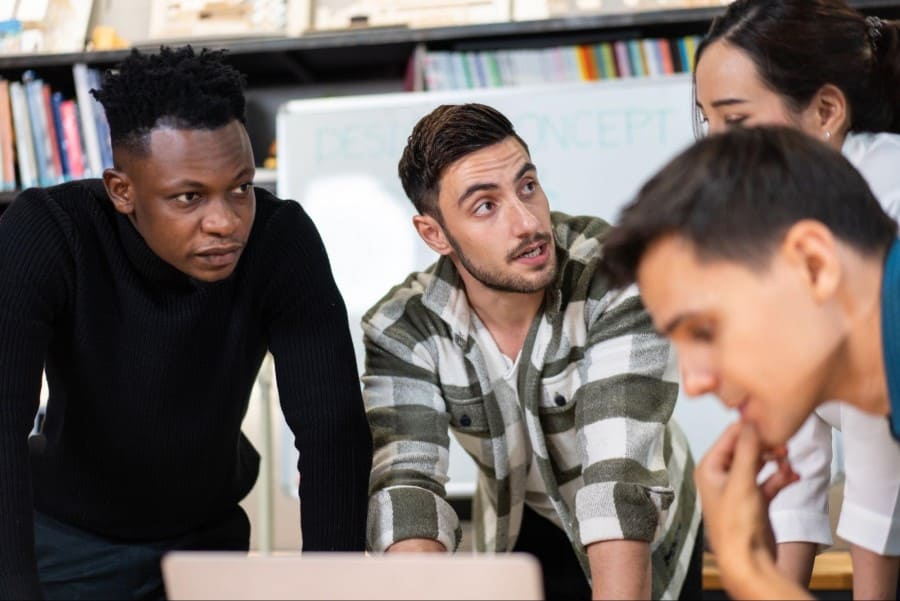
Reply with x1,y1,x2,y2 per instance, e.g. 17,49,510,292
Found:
91,45,247,155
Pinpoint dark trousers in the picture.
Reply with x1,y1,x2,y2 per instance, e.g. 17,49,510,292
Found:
34,506,250,600
512,504,703,600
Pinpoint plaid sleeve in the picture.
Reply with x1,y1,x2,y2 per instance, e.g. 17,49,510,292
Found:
573,284,679,545
361,304,461,553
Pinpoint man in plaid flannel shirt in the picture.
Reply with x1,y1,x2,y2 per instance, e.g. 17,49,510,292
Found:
361,103,701,600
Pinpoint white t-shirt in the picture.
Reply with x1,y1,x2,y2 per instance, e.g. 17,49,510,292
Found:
768,131,900,555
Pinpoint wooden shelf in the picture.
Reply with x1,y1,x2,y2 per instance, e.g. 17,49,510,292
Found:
0,0,895,86
703,551,853,592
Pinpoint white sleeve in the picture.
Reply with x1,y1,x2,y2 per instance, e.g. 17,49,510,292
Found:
850,134,900,222
836,404,900,555
766,412,833,546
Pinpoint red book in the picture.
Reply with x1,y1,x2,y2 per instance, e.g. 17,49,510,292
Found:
59,99,85,179
41,84,63,182
0,80,15,190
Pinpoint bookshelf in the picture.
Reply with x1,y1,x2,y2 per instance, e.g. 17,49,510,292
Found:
0,0,898,207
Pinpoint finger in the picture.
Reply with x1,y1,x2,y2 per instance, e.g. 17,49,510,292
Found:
759,459,799,503
760,444,789,463
699,421,744,471
728,423,765,481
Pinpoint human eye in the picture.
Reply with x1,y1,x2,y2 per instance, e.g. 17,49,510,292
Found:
724,115,749,128
473,199,495,216
172,191,202,205
687,322,715,343
521,179,538,196
231,182,254,196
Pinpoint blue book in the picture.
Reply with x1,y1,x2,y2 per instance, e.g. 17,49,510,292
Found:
50,91,70,180
86,68,113,170
21,71,55,186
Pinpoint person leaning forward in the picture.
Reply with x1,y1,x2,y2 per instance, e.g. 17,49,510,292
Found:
0,45,372,600
361,103,702,600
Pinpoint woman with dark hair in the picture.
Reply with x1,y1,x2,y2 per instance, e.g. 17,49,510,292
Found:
692,1,900,598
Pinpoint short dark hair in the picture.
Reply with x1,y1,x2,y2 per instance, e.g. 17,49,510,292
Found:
693,0,900,135
600,126,897,288
398,103,529,218
91,45,247,156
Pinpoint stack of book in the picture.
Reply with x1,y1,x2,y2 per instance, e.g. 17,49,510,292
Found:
0,63,112,192
419,35,701,90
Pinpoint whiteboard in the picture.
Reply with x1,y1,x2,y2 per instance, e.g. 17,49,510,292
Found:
276,75,736,497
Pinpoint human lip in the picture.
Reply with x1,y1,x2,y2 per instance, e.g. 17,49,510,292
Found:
510,237,551,264
195,244,243,267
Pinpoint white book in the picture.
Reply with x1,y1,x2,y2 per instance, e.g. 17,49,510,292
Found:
8,81,38,189
72,63,103,178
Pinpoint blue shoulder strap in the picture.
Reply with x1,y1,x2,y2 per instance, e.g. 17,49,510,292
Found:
881,238,900,441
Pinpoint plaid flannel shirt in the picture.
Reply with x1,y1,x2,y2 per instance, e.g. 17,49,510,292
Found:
362,212,700,599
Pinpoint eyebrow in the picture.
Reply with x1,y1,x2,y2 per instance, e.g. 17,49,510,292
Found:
660,314,688,336
167,166,256,189
456,161,537,207
704,98,748,109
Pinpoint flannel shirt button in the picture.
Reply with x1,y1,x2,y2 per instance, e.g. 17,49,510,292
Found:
460,415,472,427
554,394,566,406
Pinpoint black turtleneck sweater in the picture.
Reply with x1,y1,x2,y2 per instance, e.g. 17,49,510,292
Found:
0,180,372,599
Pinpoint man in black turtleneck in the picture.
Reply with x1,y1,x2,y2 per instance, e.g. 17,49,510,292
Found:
0,45,372,600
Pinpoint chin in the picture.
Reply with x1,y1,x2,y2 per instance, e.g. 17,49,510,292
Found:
191,268,237,283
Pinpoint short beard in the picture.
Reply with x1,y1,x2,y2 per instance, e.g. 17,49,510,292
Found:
444,227,556,294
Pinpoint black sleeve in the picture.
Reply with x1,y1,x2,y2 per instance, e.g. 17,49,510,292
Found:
257,198,372,551
0,190,71,599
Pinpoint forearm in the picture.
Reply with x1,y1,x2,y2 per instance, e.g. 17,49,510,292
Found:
387,538,446,552
586,540,651,600
719,546,814,600
776,541,816,586
850,544,899,600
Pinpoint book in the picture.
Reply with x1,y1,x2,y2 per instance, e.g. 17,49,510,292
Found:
8,81,38,189
42,84,65,182
0,79,14,191
72,63,102,177
22,72,59,187
86,68,113,170
612,40,632,77
58,99,85,180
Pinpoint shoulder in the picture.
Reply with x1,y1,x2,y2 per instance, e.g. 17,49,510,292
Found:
250,188,315,237
552,211,611,261
0,179,110,248
361,264,451,354
842,132,900,179
843,132,900,215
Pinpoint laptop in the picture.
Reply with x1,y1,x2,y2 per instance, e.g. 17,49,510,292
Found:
161,551,544,600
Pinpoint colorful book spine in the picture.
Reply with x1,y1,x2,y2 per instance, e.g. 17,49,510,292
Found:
613,40,632,77
72,63,102,178
0,79,15,191
58,99,85,180
8,81,37,189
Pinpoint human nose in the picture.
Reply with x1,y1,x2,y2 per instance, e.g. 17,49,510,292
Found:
202,196,240,236
679,350,718,397
508,197,539,237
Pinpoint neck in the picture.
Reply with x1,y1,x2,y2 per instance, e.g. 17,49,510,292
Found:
459,275,545,359
824,249,890,416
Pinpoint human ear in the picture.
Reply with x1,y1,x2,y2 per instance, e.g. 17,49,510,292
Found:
781,220,841,302
103,169,135,216
808,84,849,144
413,214,452,256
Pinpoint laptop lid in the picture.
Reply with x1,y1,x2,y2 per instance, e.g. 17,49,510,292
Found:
161,551,544,600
